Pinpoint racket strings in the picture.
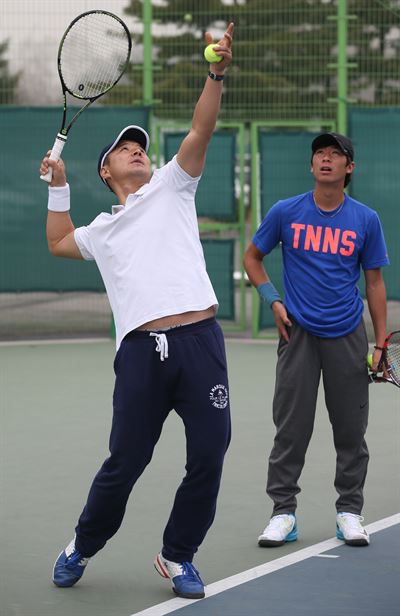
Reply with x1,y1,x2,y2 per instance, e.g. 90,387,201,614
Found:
60,13,130,98
386,333,400,383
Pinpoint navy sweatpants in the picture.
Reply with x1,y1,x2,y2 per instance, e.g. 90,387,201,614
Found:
75,318,231,562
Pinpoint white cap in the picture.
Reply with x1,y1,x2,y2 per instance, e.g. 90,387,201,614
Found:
98,125,150,185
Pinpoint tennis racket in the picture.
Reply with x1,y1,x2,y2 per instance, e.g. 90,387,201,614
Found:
367,330,400,388
40,10,132,182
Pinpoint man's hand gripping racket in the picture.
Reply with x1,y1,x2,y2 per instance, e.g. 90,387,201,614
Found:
40,10,132,182
367,330,400,388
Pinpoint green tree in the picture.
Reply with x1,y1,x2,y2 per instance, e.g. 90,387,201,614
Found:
0,40,20,104
117,0,399,120
347,1,400,105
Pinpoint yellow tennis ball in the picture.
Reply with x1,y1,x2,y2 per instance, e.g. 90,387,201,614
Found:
184,13,192,23
367,353,373,368
204,44,222,64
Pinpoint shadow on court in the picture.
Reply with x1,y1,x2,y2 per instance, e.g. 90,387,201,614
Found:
1,339,398,616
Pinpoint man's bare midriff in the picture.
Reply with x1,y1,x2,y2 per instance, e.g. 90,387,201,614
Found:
136,306,216,331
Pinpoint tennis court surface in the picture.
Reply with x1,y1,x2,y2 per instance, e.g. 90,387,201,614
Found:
134,517,400,616
1,339,399,616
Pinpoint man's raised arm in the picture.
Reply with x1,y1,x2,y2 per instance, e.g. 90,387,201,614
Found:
177,22,234,178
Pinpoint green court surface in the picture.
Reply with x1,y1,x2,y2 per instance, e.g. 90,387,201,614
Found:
1,339,398,616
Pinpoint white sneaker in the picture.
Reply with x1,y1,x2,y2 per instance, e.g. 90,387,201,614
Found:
258,513,298,547
336,512,370,546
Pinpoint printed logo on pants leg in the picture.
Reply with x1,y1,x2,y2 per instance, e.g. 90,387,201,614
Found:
209,384,229,409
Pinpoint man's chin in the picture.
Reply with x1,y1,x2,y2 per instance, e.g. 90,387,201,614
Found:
316,176,343,185
131,166,145,173
131,168,151,182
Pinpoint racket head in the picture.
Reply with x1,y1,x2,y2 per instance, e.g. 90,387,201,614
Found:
57,10,132,101
368,330,400,387
384,330,400,386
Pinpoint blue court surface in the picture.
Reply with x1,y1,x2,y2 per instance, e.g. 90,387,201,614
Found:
133,516,400,616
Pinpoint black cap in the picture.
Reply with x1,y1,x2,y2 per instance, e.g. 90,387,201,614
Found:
311,132,354,161
97,125,150,186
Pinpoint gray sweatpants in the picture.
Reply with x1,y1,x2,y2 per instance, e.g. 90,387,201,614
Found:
267,319,369,515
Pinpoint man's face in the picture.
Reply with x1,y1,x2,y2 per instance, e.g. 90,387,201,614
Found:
101,139,151,187
311,145,354,185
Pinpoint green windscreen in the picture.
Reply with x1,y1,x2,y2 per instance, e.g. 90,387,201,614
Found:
201,239,234,320
0,107,150,291
349,108,399,301
259,131,320,219
164,131,237,221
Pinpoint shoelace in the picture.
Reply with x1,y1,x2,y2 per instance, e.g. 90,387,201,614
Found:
338,513,365,531
175,561,202,582
64,550,90,569
150,332,169,361
266,514,293,532
162,557,202,582
64,539,90,568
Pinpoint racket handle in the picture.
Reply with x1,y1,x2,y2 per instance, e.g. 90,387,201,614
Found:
40,134,67,182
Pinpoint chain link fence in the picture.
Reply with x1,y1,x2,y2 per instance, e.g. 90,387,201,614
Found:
0,0,398,339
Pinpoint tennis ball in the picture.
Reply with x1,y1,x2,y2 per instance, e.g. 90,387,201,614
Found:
204,44,222,64
367,353,373,368
184,13,192,23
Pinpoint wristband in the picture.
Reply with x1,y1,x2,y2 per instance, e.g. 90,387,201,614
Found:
257,282,282,307
374,345,384,351
48,184,70,212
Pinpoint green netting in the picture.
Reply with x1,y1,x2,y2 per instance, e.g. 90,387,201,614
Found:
125,0,339,122
3,2,399,118
349,107,400,300
0,107,149,291
164,131,237,221
201,239,234,320
347,2,400,107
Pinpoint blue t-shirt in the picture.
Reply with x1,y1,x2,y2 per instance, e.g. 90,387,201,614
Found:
253,191,389,338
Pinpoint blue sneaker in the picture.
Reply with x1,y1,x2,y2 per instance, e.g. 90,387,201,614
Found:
154,552,205,599
258,513,298,547
52,538,91,587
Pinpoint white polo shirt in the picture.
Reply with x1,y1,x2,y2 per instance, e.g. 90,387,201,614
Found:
73,155,218,349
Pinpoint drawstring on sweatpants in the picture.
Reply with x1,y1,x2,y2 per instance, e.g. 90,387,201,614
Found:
150,332,169,361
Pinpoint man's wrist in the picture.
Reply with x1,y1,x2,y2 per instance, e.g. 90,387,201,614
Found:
208,70,225,81
48,183,70,212
257,281,282,307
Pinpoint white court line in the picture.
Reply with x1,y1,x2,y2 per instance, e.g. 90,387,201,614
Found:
315,554,339,558
130,513,400,616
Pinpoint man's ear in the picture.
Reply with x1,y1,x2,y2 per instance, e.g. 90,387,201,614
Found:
100,166,110,181
346,161,356,182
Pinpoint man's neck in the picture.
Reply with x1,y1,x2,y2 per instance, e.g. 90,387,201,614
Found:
115,179,147,206
313,184,345,211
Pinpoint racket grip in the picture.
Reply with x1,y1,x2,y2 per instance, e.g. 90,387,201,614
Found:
40,134,67,182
